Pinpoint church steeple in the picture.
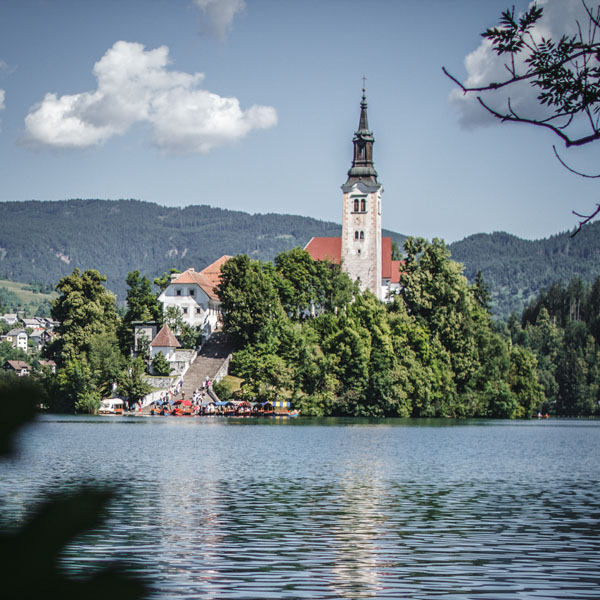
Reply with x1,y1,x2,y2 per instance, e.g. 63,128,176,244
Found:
345,87,378,186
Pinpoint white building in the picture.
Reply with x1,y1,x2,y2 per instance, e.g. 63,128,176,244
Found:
157,256,231,339
305,89,402,300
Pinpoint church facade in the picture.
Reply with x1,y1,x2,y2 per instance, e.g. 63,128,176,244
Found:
305,90,401,300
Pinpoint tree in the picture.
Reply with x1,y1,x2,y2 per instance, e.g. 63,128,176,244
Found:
47,269,122,412
50,269,121,365
151,351,171,376
120,271,162,354
119,357,152,404
444,1,600,228
153,268,181,293
216,254,285,345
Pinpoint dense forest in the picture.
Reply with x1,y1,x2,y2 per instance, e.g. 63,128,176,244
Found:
506,277,600,416
0,199,403,302
449,224,600,318
1,199,598,317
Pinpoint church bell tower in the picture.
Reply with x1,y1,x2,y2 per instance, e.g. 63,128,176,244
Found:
340,87,383,300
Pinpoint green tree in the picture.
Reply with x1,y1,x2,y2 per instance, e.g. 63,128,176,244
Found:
47,269,122,412
217,254,285,345
120,271,162,354
151,351,171,376
153,268,181,293
50,269,121,365
119,357,152,404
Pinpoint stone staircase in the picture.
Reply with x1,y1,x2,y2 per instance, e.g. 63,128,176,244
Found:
179,331,236,401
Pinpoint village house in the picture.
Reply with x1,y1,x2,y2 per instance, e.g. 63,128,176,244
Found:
149,324,180,374
157,255,230,340
3,360,30,376
3,328,28,352
22,318,45,332
39,359,57,374
0,313,18,326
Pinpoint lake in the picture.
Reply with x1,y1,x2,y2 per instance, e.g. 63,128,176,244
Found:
1,415,599,599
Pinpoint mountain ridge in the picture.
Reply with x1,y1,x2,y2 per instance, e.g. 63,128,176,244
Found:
0,198,598,318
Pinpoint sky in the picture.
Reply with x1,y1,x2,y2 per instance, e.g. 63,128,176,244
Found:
1,0,599,243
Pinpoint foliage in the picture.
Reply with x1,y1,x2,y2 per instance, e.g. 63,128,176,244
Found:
0,377,148,600
445,2,600,149
46,269,151,412
224,241,544,418
120,270,162,354
0,199,402,304
151,351,171,376
118,357,152,404
510,276,600,416
448,223,600,318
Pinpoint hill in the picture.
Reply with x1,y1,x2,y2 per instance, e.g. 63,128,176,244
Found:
448,223,600,318
0,279,57,318
1,199,598,317
0,199,405,303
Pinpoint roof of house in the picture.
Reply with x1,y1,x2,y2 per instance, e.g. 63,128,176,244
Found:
150,325,181,348
5,360,29,371
7,328,26,336
381,237,403,284
169,255,231,301
304,236,402,284
200,255,232,290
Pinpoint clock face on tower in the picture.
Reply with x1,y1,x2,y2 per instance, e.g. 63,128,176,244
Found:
355,216,360,225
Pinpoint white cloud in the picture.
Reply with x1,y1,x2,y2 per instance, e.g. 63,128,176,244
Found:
22,40,276,153
450,0,590,128
0,90,5,111
192,0,245,41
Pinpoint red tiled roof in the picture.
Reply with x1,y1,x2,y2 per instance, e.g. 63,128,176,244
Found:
305,236,403,283
170,256,231,300
200,255,232,290
150,325,181,348
304,237,341,263
171,268,219,300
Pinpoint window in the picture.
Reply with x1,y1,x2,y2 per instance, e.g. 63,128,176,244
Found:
361,198,366,212
176,289,181,296
189,289,195,297
196,307,202,315
360,231,364,240
182,307,188,315
353,198,359,212
354,231,359,240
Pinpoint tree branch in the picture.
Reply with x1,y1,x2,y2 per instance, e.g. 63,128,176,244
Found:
571,203,600,236
552,145,600,178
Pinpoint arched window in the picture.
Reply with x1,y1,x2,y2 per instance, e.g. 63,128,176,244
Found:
361,198,366,212
354,231,359,240
353,198,359,212
360,231,364,240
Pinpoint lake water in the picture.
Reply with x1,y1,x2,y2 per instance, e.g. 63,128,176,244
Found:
1,415,599,599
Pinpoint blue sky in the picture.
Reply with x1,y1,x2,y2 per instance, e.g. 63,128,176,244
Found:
1,0,598,243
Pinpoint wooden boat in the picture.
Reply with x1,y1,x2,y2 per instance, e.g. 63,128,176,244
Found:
271,400,299,418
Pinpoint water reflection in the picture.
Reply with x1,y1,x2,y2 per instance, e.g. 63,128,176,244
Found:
1,416,599,598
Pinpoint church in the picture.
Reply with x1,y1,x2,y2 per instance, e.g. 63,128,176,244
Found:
305,89,402,301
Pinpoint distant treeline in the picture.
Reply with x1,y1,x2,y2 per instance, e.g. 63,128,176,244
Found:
449,225,600,318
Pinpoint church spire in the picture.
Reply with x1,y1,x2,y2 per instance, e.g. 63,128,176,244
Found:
345,84,378,186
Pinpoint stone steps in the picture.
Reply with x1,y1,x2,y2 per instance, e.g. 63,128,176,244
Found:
178,332,236,400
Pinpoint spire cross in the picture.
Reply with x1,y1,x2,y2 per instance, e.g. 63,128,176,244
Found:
362,75,367,92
